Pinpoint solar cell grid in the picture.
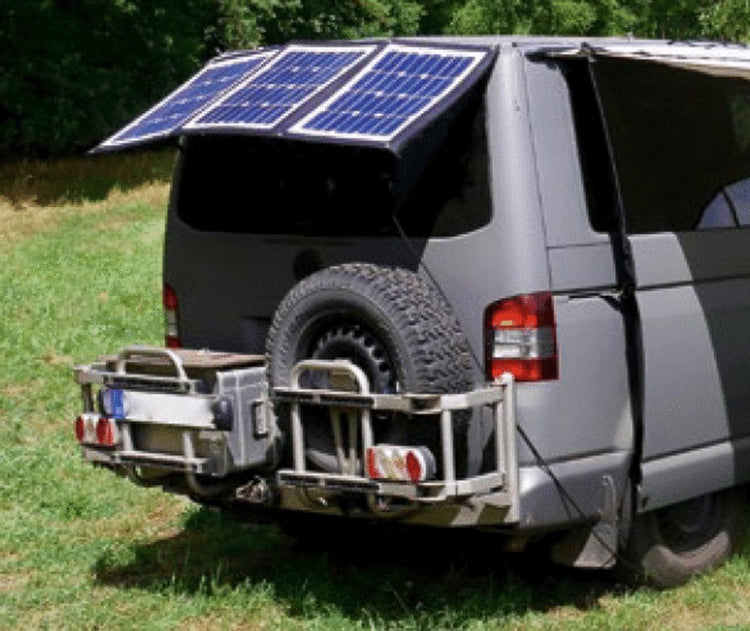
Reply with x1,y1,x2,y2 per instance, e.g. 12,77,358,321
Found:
188,46,375,130
291,44,488,143
103,54,272,147
96,41,493,154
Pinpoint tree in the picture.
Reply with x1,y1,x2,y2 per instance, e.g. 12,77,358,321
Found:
214,0,424,50
0,0,218,156
5,0,748,158
446,0,637,36
699,0,750,43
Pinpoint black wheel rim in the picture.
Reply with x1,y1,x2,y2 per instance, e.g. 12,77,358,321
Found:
307,319,397,394
656,495,718,553
294,318,403,473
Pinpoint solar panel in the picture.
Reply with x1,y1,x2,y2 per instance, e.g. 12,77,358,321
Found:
289,44,491,143
186,44,376,131
98,52,274,150
94,41,494,155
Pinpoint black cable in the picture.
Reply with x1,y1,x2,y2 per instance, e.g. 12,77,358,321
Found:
516,425,623,568
583,51,645,491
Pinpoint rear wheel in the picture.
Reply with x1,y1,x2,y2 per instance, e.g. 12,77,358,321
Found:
619,488,742,588
266,263,475,473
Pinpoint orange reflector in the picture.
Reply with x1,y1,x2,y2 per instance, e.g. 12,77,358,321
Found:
366,445,436,482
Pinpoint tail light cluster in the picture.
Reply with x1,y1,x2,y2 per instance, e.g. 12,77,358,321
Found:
485,291,558,382
366,445,436,483
74,413,121,447
163,283,181,349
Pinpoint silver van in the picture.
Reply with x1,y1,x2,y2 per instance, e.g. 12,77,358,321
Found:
76,36,750,587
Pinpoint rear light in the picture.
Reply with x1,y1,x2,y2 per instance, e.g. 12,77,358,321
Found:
74,413,120,447
96,417,117,446
74,415,85,442
163,283,181,348
485,291,558,382
366,445,436,482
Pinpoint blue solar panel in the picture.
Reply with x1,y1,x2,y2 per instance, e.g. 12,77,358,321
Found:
290,44,488,142
94,41,493,155
99,53,273,149
186,45,375,130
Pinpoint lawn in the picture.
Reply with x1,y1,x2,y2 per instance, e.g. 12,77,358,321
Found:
1,153,750,630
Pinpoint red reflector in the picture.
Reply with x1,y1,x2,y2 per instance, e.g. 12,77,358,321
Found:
485,292,558,382
96,418,115,446
163,283,181,349
165,335,181,349
163,284,179,311
405,451,422,482
489,357,558,382
366,448,378,480
487,293,554,329
74,416,85,442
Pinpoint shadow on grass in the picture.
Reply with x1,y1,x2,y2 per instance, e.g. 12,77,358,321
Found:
0,149,174,208
94,506,627,623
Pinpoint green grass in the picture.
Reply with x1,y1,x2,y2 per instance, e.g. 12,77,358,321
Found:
0,149,174,208
2,173,750,630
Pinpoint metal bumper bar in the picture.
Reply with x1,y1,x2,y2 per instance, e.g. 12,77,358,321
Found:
273,360,519,515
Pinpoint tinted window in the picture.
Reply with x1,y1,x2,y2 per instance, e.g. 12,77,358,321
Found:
175,96,490,238
592,58,750,234
726,177,750,225
562,59,619,233
696,194,736,229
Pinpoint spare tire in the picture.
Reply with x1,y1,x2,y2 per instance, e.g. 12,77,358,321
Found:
266,263,475,473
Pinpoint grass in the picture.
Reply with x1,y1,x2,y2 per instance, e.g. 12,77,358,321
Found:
2,154,750,630
0,149,174,209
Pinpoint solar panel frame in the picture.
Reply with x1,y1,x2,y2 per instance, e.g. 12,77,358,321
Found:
96,51,276,151
287,43,494,148
183,43,378,133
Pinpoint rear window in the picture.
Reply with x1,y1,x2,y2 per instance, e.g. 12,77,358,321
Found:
593,58,750,234
175,95,490,238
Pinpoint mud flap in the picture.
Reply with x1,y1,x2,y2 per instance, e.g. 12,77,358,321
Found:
550,475,619,569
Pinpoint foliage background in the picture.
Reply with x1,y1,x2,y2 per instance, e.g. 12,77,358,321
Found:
2,0,750,159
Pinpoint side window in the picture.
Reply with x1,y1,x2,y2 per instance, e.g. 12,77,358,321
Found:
591,58,750,234
562,59,618,233
697,177,750,229
726,177,750,226
696,194,736,230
